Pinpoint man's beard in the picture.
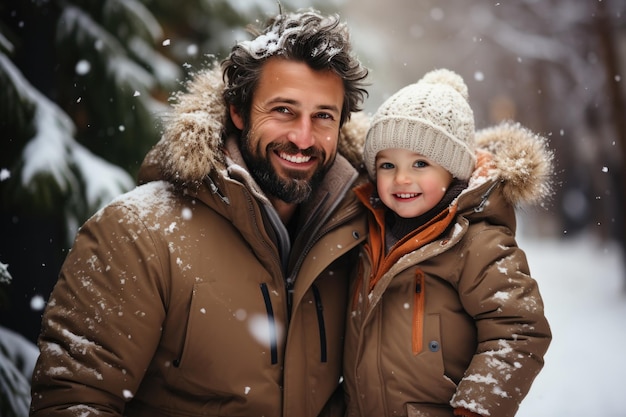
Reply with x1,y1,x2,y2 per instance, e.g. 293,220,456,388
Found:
240,130,334,204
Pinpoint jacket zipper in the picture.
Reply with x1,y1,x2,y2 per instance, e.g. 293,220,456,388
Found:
285,201,362,322
412,269,425,355
260,283,279,365
311,284,328,362
289,202,361,280
283,203,360,365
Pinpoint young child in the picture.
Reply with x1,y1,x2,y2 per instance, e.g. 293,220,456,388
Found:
343,69,553,417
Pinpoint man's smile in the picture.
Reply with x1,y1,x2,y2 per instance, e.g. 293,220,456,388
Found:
278,151,313,164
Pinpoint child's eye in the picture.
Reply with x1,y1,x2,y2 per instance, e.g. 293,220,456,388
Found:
414,160,428,168
379,162,394,170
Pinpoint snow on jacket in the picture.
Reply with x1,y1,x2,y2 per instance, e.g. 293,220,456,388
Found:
30,66,370,417
343,122,553,417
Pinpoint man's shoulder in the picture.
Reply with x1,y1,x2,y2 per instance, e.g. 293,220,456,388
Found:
113,180,179,208
91,181,185,225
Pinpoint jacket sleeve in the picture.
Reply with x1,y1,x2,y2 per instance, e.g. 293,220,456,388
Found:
450,226,552,417
30,202,169,416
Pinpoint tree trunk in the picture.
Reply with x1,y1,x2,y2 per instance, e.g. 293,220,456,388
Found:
594,0,626,288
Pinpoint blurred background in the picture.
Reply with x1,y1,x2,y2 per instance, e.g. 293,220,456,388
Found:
1,0,625,415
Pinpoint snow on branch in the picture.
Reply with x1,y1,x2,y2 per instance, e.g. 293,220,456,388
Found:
103,0,164,43
0,53,134,218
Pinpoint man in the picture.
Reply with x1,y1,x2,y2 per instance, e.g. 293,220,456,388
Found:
30,9,369,417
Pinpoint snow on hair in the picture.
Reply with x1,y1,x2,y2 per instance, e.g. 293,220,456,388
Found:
221,8,369,134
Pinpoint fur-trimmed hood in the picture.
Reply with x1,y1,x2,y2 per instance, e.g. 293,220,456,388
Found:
466,121,554,208
140,64,553,212
139,64,370,185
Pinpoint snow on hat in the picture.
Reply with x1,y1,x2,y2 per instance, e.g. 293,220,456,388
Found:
363,69,476,180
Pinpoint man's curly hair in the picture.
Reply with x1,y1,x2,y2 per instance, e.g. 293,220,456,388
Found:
221,9,369,137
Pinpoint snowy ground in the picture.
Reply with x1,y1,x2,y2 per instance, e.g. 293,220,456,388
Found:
516,233,626,417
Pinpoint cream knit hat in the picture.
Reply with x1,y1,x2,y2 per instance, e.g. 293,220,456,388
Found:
364,69,476,180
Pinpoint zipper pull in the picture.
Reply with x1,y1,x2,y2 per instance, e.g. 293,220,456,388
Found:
286,279,294,322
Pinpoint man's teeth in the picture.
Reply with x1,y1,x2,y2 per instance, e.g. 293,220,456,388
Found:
396,193,418,198
280,152,311,163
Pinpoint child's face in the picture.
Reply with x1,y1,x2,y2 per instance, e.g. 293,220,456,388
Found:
375,148,453,218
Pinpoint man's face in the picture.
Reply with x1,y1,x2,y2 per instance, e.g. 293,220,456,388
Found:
232,58,345,204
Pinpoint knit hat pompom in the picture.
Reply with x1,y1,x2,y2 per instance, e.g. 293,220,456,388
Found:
363,68,476,180
421,68,469,101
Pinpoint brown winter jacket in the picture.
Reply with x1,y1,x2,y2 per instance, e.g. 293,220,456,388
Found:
343,122,554,417
29,66,370,417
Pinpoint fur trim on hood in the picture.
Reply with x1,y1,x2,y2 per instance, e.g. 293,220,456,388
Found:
470,121,554,207
143,64,552,210
144,64,369,185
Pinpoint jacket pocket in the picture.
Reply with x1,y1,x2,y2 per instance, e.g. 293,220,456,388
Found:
260,283,279,364
412,269,425,354
311,284,328,362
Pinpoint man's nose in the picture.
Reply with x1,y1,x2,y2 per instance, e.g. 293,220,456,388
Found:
287,117,315,149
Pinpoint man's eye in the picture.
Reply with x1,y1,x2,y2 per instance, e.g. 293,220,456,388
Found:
315,112,334,120
274,106,290,114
